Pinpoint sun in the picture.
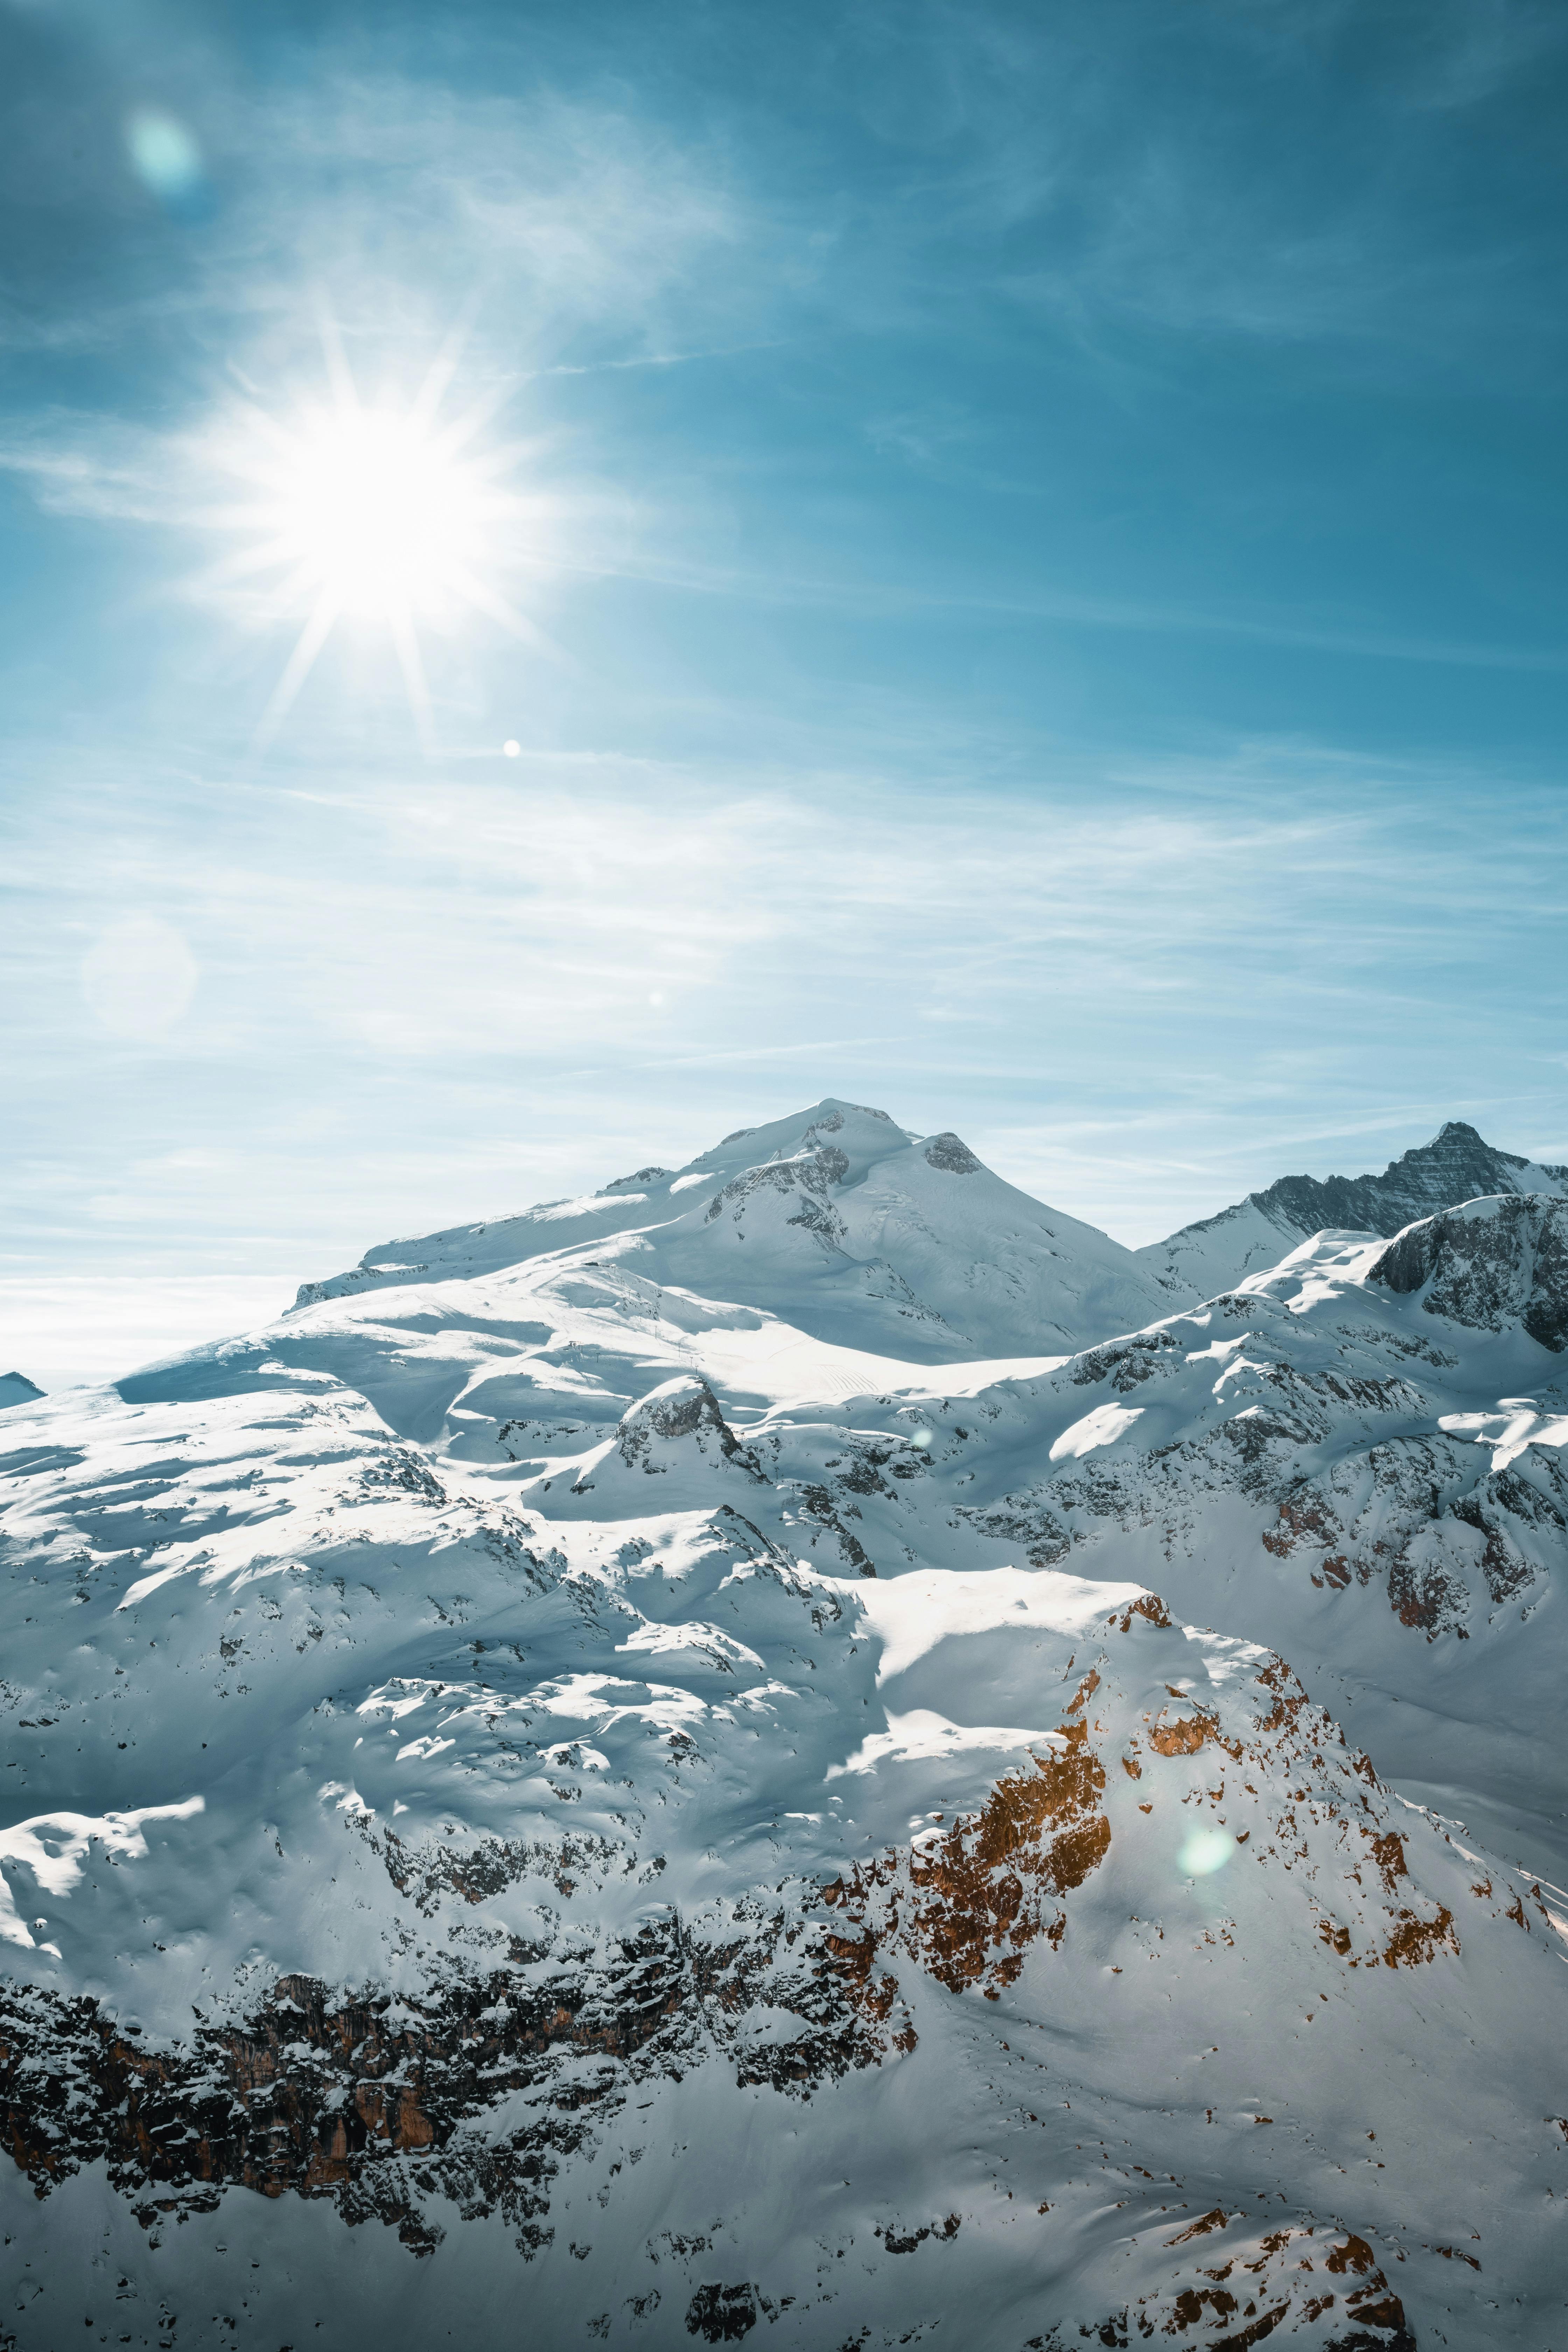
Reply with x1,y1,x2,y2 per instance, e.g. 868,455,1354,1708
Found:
267,408,488,622
207,313,547,753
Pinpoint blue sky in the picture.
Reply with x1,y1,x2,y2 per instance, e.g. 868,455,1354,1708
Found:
5,0,1568,1385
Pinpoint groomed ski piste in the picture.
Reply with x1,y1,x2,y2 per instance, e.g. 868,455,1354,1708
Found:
5,1099,1568,2350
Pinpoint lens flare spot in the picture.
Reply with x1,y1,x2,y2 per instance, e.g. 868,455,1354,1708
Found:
82,918,197,1041
126,110,203,204
1178,1828,1232,1878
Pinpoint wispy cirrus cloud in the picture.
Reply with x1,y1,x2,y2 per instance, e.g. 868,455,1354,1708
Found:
0,410,179,521
6,732,1566,1262
9,66,764,368
827,0,1568,370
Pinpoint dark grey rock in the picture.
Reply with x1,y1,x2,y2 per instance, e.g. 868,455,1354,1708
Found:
1246,1121,1564,1245
923,1133,982,1175
1368,1194,1568,1350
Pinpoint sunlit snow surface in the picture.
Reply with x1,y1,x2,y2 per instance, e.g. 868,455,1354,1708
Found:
4,1101,1568,2348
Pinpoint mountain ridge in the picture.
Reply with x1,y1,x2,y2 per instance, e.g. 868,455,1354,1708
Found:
5,1099,1568,2346
1138,1118,1568,1301
295,1105,1568,1345
291,1095,1175,1363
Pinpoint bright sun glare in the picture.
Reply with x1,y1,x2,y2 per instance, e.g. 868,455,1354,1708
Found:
211,312,545,753
273,411,486,621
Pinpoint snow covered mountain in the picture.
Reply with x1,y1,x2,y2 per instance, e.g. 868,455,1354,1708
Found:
296,1098,1174,1360
1138,1120,1568,1302
4,1101,1568,2350
0,1372,43,1412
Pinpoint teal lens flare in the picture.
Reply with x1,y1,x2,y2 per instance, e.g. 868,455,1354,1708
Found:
125,111,204,204
1178,1828,1232,1878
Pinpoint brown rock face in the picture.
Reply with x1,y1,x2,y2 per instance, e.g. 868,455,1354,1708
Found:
0,1900,885,2258
823,1698,1114,2005
1023,2214,1416,2348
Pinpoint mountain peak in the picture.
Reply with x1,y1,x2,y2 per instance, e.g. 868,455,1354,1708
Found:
1428,1119,1489,1146
288,1096,1170,1359
716,1097,897,1150
1139,1118,1568,1302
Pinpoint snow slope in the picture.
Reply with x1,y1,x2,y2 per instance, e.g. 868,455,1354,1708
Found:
1138,1120,1568,1302
5,1106,1568,2350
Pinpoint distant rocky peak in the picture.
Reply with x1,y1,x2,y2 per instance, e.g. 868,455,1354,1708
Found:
1259,1120,1568,1240
1139,1116,1568,1306
0,1371,43,1411
720,1098,894,1152
1429,1119,1493,1148
1412,1119,1541,1179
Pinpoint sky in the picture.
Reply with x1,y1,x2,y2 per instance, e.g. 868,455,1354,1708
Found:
5,0,1568,1390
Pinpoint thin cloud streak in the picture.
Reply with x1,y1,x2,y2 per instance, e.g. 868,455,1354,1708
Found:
7,736,1567,1278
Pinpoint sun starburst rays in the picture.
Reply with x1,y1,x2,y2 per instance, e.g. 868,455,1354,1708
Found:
200,315,549,755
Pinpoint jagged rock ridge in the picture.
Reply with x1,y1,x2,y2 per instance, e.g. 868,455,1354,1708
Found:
1140,1120,1568,1301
